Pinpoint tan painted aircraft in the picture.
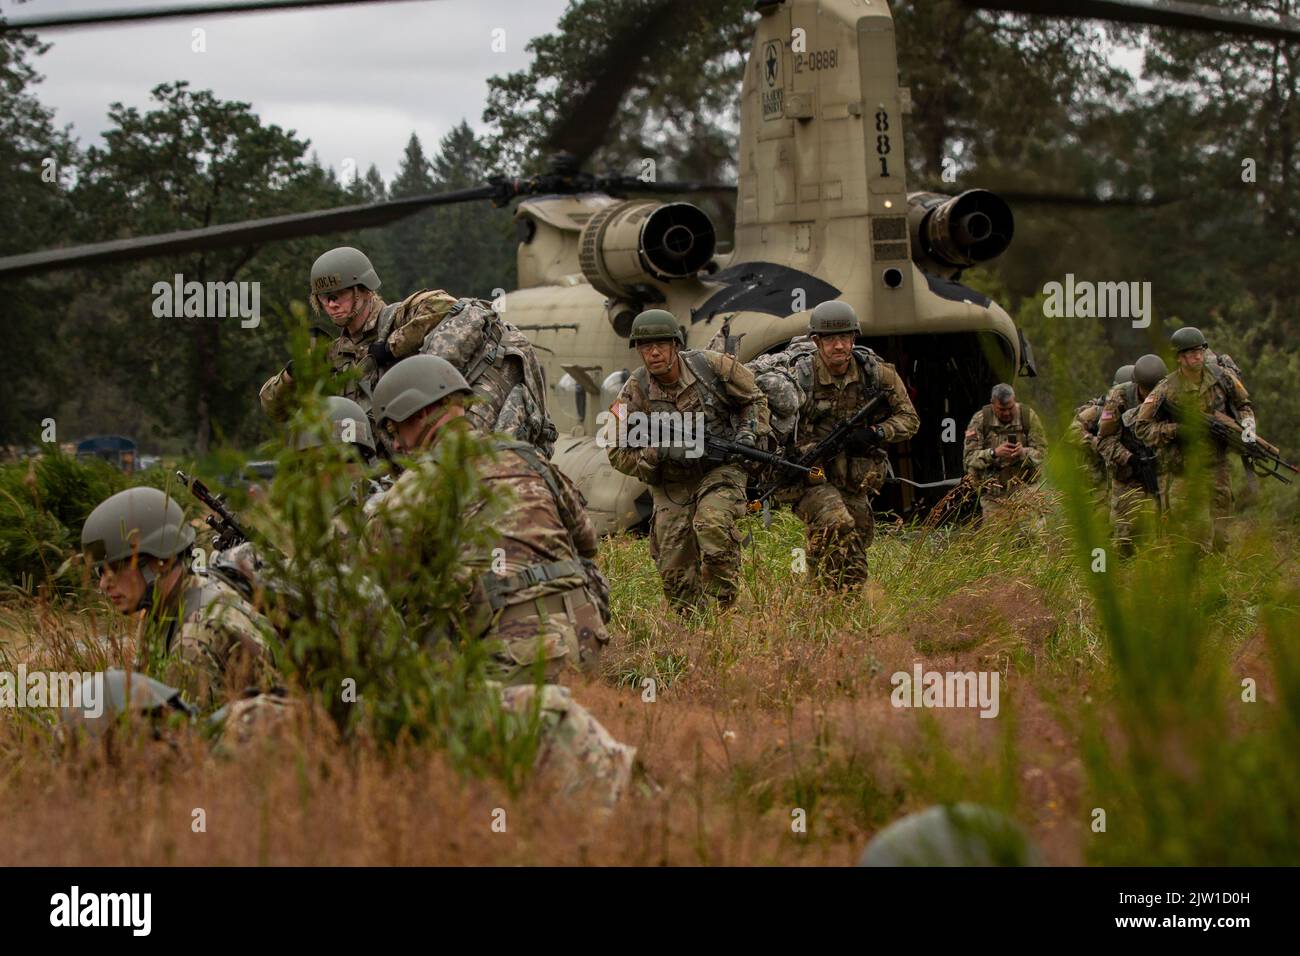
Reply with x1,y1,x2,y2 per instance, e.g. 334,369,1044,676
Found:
7,0,1297,532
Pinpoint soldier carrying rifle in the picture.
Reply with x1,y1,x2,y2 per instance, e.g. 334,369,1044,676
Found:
607,309,770,614
1097,354,1167,555
748,301,919,589
1133,326,1279,552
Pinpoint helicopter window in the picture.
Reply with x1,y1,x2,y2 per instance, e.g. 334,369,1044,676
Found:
557,373,586,421
515,217,536,245
600,370,630,410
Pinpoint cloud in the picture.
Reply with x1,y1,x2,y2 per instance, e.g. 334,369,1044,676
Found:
14,0,571,180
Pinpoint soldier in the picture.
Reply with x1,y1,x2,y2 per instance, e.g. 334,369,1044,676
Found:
260,247,455,427
290,394,390,522
259,246,557,455
606,309,769,613
1070,364,1132,492
367,355,608,685
1097,354,1167,554
1133,326,1255,552
1200,330,1260,503
754,301,919,587
80,488,277,708
963,383,1048,518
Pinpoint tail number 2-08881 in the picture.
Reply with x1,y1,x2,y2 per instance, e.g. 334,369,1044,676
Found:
794,49,838,71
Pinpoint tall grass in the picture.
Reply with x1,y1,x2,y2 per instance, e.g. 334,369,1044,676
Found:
0,380,1296,864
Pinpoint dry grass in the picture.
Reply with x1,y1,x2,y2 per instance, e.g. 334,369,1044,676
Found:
0,495,1293,866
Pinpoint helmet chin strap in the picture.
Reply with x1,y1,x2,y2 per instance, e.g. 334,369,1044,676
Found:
136,560,161,613
323,289,371,329
135,557,178,613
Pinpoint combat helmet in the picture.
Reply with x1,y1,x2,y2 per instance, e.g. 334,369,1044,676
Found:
372,355,473,428
1133,353,1169,390
59,669,194,742
627,309,685,347
857,803,1043,867
809,300,860,335
294,395,377,458
1113,364,1135,387
1170,326,1208,353
310,246,381,297
82,487,195,567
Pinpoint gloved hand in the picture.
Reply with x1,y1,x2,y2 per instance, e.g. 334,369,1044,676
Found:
727,430,758,464
845,425,885,454
368,339,395,369
657,444,691,464
1160,422,1180,442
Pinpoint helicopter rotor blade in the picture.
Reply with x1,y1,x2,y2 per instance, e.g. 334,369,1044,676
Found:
0,0,428,33
543,0,699,168
0,185,496,280
964,0,1300,43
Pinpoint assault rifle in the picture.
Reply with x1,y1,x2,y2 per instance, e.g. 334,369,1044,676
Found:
747,390,888,511
701,436,822,477
652,428,824,478
1202,411,1299,484
176,470,256,550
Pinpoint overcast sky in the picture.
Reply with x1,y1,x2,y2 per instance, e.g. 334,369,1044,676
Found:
8,0,572,182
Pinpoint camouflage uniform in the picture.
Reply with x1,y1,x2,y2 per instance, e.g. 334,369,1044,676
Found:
607,350,769,612
963,403,1048,517
1068,398,1108,491
370,433,607,686
261,292,557,456
1096,381,1157,553
770,346,919,587
500,684,636,807
1133,365,1253,551
149,571,277,708
259,290,459,423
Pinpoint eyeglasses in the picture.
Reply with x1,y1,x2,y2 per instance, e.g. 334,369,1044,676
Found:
90,555,136,579
319,290,353,305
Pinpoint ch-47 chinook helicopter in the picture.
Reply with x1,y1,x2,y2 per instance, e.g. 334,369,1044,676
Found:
5,0,1300,533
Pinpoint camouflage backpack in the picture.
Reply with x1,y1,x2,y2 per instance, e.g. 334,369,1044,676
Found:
377,297,558,456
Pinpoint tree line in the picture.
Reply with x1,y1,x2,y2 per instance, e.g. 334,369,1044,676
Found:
4,0,1299,457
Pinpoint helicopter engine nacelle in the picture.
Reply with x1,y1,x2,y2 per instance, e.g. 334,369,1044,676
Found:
906,190,1014,274
578,200,716,300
